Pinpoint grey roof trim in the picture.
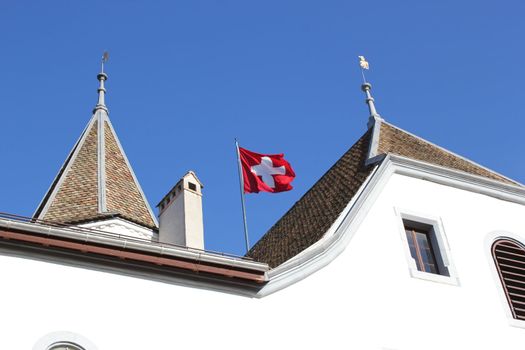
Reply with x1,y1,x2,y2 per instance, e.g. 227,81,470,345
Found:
97,110,107,213
33,115,98,220
365,115,383,165
382,120,523,186
104,118,159,227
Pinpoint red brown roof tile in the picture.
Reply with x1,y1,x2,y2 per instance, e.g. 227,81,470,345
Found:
377,122,518,185
40,120,100,224
248,129,374,267
104,121,157,228
248,120,520,267
34,113,157,230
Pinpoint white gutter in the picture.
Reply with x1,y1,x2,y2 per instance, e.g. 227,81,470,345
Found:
0,218,268,273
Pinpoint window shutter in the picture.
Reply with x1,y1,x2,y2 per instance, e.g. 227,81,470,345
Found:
492,239,525,320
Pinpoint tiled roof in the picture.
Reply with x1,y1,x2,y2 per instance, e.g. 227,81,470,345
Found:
247,129,374,267
103,121,157,227
248,120,520,267
34,111,158,230
377,121,518,185
38,120,101,224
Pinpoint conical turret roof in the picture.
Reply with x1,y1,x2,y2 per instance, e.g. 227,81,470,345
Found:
34,73,158,230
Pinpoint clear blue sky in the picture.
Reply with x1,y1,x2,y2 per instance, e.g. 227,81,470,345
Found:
1,1,524,256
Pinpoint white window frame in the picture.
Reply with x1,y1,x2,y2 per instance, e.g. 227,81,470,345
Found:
395,207,460,286
33,331,97,350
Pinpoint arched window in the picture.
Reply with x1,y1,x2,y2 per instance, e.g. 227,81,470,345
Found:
33,332,96,350
48,342,85,350
492,238,525,321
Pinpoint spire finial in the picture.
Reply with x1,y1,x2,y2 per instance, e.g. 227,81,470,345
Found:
361,82,379,118
101,51,109,73
358,56,381,120
94,52,109,113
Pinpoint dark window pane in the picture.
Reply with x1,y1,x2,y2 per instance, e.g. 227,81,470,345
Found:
405,227,439,274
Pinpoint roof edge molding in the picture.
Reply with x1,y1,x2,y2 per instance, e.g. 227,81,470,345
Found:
365,115,384,164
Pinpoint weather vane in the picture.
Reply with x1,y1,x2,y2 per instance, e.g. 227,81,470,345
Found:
101,51,109,73
358,55,369,84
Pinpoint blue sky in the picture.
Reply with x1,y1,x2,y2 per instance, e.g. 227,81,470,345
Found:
1,1,524,256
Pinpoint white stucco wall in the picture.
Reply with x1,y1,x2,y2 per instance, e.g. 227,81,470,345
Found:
277,172,525,349
158,173,204,249
1,172,525,349
159,190,187,245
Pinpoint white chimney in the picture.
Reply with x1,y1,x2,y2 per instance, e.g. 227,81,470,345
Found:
157,171,204,250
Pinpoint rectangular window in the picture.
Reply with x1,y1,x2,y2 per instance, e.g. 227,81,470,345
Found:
402,218,450,278
395,208,459,285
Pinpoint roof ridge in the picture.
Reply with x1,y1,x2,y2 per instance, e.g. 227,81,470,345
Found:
379,120,522,186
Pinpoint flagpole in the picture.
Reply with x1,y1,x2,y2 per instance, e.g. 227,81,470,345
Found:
235,139,250,253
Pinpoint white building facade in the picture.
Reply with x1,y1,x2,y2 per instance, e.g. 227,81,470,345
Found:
1,77,524,350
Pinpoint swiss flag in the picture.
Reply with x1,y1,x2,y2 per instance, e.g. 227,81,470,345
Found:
239,147,296,193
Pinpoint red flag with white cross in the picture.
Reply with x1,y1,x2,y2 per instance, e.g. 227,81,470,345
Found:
239,147,296,193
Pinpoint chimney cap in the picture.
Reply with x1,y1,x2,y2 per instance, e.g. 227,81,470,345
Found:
156,170,203,208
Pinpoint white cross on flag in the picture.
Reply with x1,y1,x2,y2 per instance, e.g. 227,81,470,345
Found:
239,147,296,193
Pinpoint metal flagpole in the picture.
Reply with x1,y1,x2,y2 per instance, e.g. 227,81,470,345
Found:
235,139,250,253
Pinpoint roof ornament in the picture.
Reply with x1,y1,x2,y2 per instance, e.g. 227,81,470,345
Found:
101,51,109,73
358,56,381,119
94,51,109,113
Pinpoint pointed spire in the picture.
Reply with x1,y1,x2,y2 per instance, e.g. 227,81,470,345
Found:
33,52,159,231
94,52,109,113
